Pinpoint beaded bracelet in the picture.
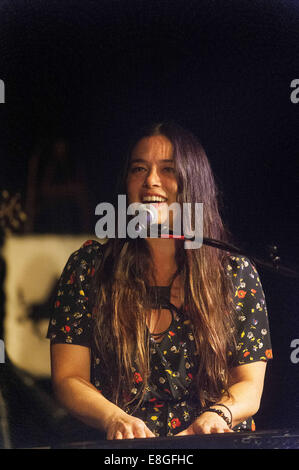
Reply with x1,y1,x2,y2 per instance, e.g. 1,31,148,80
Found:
197,407,232,429
214,403,233,427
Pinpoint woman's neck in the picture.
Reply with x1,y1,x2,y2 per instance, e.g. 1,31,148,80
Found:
146,237,178,285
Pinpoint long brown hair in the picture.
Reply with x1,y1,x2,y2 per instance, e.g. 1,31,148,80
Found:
92,122,237,409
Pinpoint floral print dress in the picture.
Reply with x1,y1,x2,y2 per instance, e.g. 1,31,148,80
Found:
47,240,273,436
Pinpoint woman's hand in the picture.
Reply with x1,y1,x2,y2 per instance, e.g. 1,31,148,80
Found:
176,411,234,436
106,411,156,440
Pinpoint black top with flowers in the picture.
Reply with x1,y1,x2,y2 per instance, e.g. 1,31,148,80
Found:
46,240,273,435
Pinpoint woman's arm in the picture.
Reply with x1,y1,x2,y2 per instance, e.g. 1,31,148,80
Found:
217,361,267,428
51,343,155,439
176,361,267,435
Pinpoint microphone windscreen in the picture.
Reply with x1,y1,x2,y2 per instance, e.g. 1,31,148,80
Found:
138,203,158,225
127,203,159,235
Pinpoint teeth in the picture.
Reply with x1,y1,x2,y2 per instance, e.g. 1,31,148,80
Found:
142,196,167,202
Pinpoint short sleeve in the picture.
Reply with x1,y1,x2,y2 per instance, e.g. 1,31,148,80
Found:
227,256,273,366
46,239,104,347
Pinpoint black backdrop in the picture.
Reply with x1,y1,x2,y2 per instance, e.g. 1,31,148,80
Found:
0,0,298,443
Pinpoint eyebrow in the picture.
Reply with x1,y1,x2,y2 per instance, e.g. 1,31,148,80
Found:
130,158,174,164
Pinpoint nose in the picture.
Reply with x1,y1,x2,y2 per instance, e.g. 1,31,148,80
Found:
142,166,161,187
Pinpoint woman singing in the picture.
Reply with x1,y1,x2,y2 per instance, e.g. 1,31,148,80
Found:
47,122,272,439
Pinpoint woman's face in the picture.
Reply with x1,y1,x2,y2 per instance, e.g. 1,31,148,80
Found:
126,134,178,226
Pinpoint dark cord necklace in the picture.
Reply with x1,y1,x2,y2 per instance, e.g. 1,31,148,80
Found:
145,271,182,338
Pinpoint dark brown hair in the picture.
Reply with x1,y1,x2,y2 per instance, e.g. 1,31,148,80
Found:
93,121,236,409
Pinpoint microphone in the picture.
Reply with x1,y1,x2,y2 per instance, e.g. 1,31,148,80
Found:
128,203,185,239
128,203,159,235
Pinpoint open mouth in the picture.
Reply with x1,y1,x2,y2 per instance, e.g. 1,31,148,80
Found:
142,196,168,204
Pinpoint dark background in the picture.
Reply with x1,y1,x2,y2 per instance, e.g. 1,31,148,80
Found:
0,0,298,447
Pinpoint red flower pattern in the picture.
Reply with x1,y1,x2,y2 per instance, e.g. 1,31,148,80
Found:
237,290,247,298
265,349,273,359
134,372,143,383
171,418,181,429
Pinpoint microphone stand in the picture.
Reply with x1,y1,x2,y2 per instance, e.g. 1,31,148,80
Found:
154,226,299,279
125,216,298,278
201,237,298,279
